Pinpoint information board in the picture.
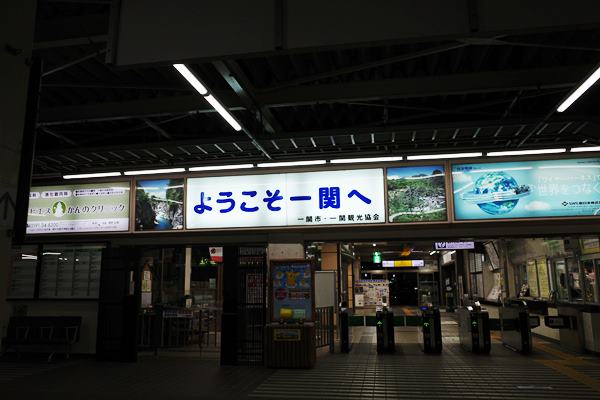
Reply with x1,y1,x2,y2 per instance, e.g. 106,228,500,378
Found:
27,182,130,234
7,246,38,298
354,280,389,307
186,169,385,229
39,245,103,299
452,158,600,220
271,262,312,321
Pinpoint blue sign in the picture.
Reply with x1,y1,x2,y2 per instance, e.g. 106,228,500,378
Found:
452,158,600,220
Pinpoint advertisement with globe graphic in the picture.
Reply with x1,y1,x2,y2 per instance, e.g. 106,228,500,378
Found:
452,158,600,220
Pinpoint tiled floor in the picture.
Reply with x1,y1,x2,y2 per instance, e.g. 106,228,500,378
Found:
2,313,600,399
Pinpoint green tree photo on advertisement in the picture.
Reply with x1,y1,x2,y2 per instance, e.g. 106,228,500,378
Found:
135,179,184,230
387,166,447,222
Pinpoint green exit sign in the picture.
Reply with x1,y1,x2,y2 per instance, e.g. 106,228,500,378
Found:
373,251,382,263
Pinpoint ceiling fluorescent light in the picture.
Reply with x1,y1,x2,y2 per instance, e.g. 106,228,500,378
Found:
123,168,185,176
570,146,600,153
188,164,254,172
557,64,600,112
257,160,327,168
63,172,121,179
487,148,566,157
330,156,403,164
173,64,208,95
407,152,482,160
204,94,242,131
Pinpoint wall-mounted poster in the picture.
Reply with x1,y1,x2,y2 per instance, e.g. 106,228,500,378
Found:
452,158,600,220
27,182,130,234
135,179,184,231
387,165,447,222
271,262,313,321
186,169,385,229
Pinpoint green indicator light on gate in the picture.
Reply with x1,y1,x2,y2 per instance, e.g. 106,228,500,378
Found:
471,321,478,326
376,321,383,327
423,322,430,327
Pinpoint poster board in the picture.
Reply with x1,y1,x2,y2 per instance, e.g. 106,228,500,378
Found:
354,280,389,307
271,260,314,322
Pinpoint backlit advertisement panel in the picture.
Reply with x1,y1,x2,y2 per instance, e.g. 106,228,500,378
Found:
452,158,600,220
27,182,130,234
186,169,385,229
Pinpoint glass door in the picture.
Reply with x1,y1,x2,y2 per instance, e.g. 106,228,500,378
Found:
582,259,599,304
552,259,569,302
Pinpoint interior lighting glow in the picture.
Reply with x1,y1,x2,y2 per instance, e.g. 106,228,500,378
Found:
557,64,600,112
330,156,403,164
487,148,566,157
406,152,482,160
63,172,121,179
173,64,208,95
123,168,185,176
570,146,600,153
257,160,326,168
203,95,242,132
188,164,254,172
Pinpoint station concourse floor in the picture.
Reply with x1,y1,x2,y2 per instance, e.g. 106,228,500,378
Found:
2,312,600,399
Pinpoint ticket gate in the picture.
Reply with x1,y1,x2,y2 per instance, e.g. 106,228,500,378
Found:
340,309,351,353
376,309,395,353
500,299,538,354
419,306,442,353
458,303,491,354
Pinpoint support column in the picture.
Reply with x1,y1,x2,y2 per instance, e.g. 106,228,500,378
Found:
0,1,37,331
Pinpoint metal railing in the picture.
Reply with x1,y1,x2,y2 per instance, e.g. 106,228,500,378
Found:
315,306,335,353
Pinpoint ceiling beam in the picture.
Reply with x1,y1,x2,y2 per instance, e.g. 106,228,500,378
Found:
33,34,108,50
141,118,172,139
37,64,592,124
213,60,284,135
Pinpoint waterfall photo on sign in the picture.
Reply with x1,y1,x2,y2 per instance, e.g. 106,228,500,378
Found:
387,166,447,222
135,179,184,230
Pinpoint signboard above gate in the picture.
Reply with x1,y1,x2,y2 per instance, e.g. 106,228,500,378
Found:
435,241,475,250
186,169,385,229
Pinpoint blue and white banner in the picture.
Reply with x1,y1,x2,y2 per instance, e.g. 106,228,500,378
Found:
186,169,385,229
452,158,600,220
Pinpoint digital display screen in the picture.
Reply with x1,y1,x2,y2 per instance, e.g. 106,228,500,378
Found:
452,158,600,220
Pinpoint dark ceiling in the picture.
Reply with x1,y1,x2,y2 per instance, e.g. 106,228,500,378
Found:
31,0,600,179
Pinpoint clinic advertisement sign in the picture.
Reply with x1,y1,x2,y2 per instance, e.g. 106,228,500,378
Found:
186,169,385,229
27,182,130,234
452,158,600,220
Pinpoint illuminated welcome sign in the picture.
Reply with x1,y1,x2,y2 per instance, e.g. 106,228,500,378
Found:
452,158,600,220
186,169,385,229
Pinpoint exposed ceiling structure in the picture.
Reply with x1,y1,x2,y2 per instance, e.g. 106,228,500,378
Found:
31,1,600,179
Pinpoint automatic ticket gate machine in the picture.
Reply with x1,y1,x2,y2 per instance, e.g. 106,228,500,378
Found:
500,299,539,354
458,302,491,354
419,305,442,353
376,308,395,353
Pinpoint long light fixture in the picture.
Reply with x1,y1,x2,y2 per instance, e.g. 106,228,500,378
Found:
188,164,254,172
63,172,121,179
203,94,242,131
330,156,403,164
173,64,208,95
571,146,600,153
257,160,327,168
123,168,185,176
487,148,566,157
557,64,600,112
173,64,242,132
407,152,482,161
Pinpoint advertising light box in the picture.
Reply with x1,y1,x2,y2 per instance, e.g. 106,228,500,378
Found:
452,158,600,220
387,165,447,222
27,182,130,234
186,169,385,229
